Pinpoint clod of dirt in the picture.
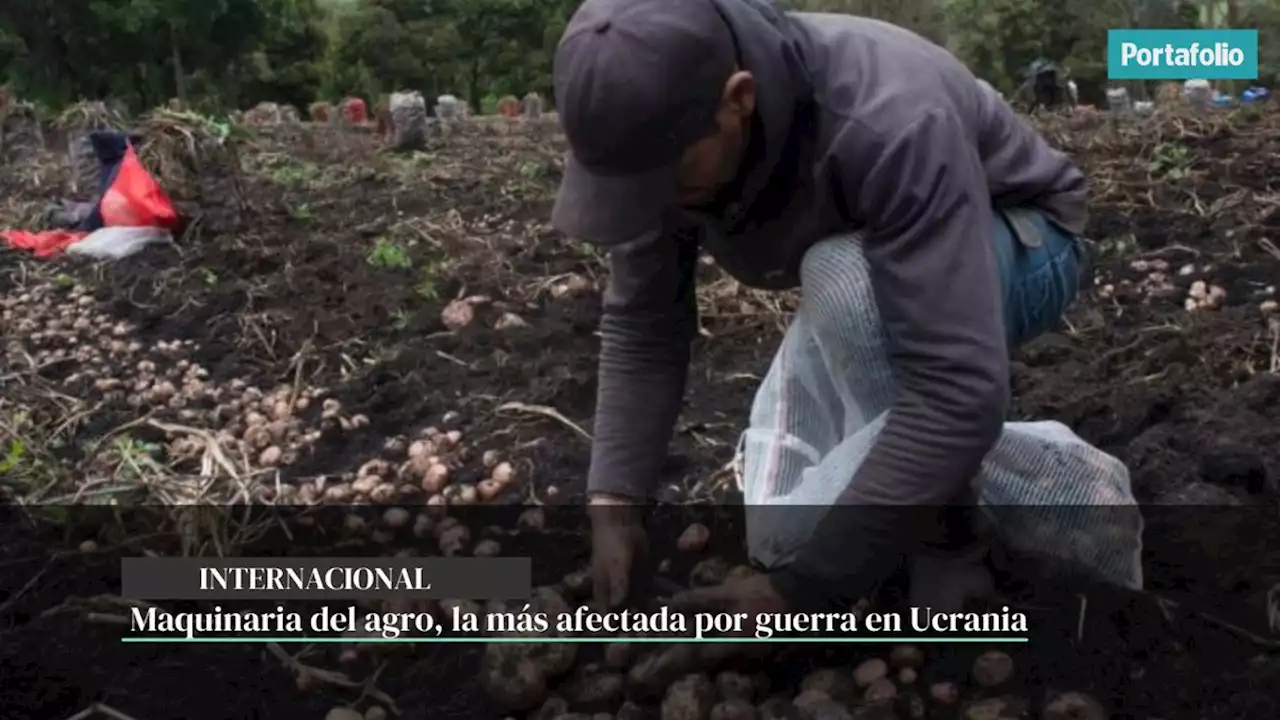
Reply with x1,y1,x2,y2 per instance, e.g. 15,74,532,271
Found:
864,678,896,703
325,708,362,720
889,645,924,668
971,650,1014,687
800,669,854,703
604,642,634,671
690,557,730,586
1042,691,1106,720
662,673,715,720
852,658,888,687
897,692,926,720
726,565,757,581
792,691,849,720
441,299,476,329
715,671,756,701
929,682,959,705
711,698,758,720
482,652,548,711
560,671,625,711
628,644,697,701
677,523,711,553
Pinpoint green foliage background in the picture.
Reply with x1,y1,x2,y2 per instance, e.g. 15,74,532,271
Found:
0,0,1274,113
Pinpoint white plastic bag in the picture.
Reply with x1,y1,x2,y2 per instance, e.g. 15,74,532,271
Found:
739,235,1144,590
67,226,173,260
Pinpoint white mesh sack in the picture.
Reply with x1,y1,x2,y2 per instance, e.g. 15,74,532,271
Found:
390,91,428,150
738,235,1143,590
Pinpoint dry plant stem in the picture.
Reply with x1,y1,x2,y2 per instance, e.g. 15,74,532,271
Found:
62,703,145,720
497,401,592,441
266,643,401,714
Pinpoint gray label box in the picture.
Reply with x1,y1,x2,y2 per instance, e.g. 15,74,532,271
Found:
121,557,531,599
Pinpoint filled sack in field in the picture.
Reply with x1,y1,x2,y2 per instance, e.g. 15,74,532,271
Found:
389,91,429,150
737,236,1143,591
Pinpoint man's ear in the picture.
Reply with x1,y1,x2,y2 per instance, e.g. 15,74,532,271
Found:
722,71,756,117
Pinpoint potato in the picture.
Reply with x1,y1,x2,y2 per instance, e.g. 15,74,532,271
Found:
532,586,572,619
970,650,1013,687
530,640,578,677
438,524,471,556
423,463,450,493
482,655,547,710
689,557,730,587
799,669,852,703
627,644,697,700
518,507,546,531
715,671,755,701
897,667,917,685
325,707,363,720
852,658,887,688
1043,692,1105,720
757,698,800,720
661,673,714,720
560,671,625,711
259,446,283,466
530,695,569,720
352,475,380,496
477,479,504,501
616,702,646,720
929,682,959,705
711,698,756,720
961,697,1024,720
889,644,923,669
492,461,515,484
677,523,711,553
603,642,633,671
382,507,410,528
792,691,849,720
864,678,896,703
473,538,501,557
363,707,387,720
560,569,593,601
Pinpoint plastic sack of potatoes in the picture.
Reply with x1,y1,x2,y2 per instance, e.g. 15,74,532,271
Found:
736,234,1143,590
389,91,429,151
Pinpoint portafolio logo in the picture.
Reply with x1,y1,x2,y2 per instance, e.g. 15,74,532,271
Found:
1107,29,1257,79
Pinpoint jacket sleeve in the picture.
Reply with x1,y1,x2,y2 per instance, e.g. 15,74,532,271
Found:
586,226,700,500
772,109,1009,610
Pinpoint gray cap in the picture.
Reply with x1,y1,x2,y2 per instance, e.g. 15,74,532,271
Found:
552,0,738,245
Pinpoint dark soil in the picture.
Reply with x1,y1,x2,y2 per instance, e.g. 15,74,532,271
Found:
3,110,1280,718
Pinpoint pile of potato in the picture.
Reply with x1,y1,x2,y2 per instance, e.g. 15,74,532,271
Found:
468,570,1106,720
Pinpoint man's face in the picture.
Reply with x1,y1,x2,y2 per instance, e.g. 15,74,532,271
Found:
674,71,756,208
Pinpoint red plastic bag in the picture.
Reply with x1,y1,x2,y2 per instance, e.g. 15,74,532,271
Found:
1,230,87,257
342,97,367,124
99,146,178,229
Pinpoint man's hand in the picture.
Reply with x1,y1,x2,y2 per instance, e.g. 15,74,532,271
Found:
669,573,789,619
587,494,649,609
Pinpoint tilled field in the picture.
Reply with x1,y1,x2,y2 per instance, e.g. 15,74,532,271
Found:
1,108,1279,719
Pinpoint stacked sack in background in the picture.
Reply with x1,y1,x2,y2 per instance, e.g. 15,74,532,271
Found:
388,90,433,150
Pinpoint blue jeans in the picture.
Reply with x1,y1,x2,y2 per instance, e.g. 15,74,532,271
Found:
992,207,1087,350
